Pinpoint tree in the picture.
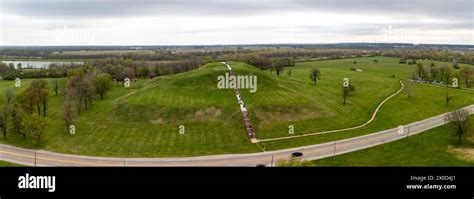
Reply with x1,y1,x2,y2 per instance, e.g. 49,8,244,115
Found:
30,79,49,117
0,107,8,139
273,59,286,76
23,114,47,146
430,65,439,80
440,65,454,106
439,64,453,84
0,63,11,74
82,76,95,110
67,73,96,114
460,67,474,88
404,80,416,99
274,63,284,76
67,75,82,115
124,58,134,67
138,67,150,78
415,63,425,79
11,103,25,139
245,54,272,70
287,68,292,77
147,71,157,79
59,79,67,96
445,109,471,143
445,86,453,106
309,68,321,85
93,73,112,100
5,88,14,104
453,62,460,69
111,65,125,86
38,88,49,117
51,79,59,96
18,87,36,114
0,88,14,139
63,91,74,134
342,84,355,105
123,67,136,80
158,66,173,76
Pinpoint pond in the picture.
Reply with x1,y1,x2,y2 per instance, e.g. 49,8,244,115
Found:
1,61,84,69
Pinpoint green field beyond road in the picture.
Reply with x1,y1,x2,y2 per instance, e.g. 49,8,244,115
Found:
312,117,474,166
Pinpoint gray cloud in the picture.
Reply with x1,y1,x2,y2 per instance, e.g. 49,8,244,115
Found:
293,0,473,21
0,0,472,45
0,0,274,18
1,0,472,21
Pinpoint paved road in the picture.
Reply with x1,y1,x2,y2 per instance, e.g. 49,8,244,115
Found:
1,106,473,166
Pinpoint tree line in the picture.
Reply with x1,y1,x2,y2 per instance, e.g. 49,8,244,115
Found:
0,66,116,145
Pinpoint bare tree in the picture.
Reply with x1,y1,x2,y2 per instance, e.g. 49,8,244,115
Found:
460,67,474,88
63,91,74,134
342,84,355,105
404,80,416,99
273,59,285,76
445,109,471,143
30,79,49,117
309,67,321,85
51,79,59,96
5,88,14,104
445,87,453,106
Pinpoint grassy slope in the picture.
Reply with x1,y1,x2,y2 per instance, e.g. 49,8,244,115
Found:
259,57,474,151
0,160,24,167
233,57,401,139
0,62,260,157
312,118,474,166
0,56,472,160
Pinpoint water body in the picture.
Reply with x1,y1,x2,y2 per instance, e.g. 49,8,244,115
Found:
1,61,84,69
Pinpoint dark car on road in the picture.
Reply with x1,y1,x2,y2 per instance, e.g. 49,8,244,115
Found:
291,152,303,157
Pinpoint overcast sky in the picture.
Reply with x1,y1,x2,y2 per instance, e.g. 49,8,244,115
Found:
0,0,472,45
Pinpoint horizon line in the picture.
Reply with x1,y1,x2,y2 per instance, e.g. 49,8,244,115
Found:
1,42,473,47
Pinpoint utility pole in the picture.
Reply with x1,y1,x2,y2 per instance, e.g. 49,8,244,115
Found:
271,155,274,167
34,152,37,167
333,142,336,156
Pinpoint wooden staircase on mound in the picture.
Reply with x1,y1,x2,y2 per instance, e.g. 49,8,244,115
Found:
223,62,258,143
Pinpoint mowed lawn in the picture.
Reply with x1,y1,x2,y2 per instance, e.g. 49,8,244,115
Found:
0,56,472,159
0,160,24,166
0,63,260,157
259,57,474,151
312,117,474,166
232,57,402,139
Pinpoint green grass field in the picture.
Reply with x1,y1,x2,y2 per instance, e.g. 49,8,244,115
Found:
311,117,474,166
257,57,474,151
0,56,472,160
0,160,23,166
0,62,260,157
